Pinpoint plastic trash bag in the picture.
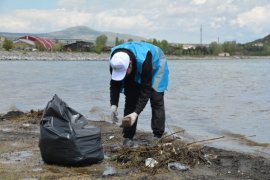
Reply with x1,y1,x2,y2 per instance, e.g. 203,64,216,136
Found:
145,158,158,168
168,162,190,171
39,94,104,166
103,165,116,176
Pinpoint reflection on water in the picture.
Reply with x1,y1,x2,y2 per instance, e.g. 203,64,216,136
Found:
223,132,270,148
0,59,270,156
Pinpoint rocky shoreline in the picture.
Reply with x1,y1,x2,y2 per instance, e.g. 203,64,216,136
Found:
1,50,270,61
1,110,270,179
0,50,110,61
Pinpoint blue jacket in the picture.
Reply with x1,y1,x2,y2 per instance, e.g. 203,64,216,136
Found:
111,42,169,92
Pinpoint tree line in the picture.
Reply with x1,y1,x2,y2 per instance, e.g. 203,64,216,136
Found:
148,39,270,56
2,34,270,56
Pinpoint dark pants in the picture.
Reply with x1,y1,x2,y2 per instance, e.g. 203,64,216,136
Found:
123,84,165,139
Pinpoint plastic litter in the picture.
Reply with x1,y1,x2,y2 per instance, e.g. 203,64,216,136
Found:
168,162,190,171
22,123,30,127
112,113,119,123
145,158,158,168
203,154,212,165
32,167,43,172
103,165,116,176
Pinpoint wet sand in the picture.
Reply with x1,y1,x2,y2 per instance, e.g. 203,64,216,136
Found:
0,110,270,179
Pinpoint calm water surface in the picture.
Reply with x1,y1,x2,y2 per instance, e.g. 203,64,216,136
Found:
0,59,269,156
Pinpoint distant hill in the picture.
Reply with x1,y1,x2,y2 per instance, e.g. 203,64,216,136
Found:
248,34,270,46
0,26,147,46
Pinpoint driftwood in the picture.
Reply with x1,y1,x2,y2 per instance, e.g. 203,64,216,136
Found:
185,136,225,146
106,132,226,175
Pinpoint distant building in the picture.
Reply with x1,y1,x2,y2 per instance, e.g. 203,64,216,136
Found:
218,52,230,57
181,43,209,50
182,44,196,50
13,39,36,51
252,42,264,47
103,45,112,52
0,36,5,47
63,41,94,52
54,38,82,45
17,36,55,50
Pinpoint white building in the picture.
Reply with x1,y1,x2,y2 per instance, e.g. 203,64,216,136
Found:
182,44,196,50
13,39,36,50
0,36,5,47
252,42,264,47
218,52,230,57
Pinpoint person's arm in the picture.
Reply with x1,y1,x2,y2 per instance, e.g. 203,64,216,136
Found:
134,51,153,115
110,79,122,107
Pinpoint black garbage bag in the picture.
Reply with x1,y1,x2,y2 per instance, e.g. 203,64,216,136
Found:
39,94,104,166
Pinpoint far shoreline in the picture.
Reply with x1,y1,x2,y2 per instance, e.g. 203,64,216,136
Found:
1,50,270,61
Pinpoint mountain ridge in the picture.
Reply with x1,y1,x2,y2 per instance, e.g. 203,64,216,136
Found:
0,26,146,46
1,26,269,45
250,34,270,45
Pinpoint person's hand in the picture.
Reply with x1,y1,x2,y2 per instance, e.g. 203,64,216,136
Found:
110,105,118,123
122,112,138,127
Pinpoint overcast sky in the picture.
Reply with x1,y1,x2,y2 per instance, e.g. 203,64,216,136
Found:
0,0,270,44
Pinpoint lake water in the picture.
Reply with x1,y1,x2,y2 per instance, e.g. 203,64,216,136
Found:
0,59,270,157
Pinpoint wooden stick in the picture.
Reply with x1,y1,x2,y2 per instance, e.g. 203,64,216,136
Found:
160,130,185,140
186,136,225,146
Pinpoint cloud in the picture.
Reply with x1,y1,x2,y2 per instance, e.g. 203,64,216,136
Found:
0,16,31,32
175,18,201,32
95,12,154,31
0,9,92,32
1,0,270,43
56,0,86,9
0,8,154,36
210,17,227,29
231,5,270,33
191,0,208,5
167,3,199,15
215,1,239,13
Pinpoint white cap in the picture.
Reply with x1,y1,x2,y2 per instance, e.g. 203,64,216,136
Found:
110,52,130,81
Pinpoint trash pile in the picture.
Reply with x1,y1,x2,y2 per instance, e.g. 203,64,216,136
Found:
107,137,209,175
0,109,43,124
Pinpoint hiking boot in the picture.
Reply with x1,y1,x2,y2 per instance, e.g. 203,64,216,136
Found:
123,138,134,147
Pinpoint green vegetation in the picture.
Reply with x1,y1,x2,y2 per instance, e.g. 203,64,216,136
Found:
149,39,270,57
2,32,270,57
35,42,46,51
95,34,107,54
209,42,222,55
52,43,64,52
115,37,125,46
3,39,13,51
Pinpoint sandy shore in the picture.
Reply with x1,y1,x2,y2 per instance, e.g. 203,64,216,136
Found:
0,110,270,179
1,50,270,61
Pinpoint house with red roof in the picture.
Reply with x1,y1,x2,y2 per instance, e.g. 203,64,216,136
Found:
14,36,55,51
